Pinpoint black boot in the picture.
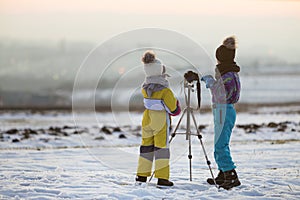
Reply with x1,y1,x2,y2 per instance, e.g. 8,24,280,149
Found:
219,169,241,190
135,176,147,183
157,178,174,187
207,170,224,185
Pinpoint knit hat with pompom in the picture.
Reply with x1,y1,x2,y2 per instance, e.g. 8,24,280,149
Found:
142,51,169,77
143,59,164,77
215,36,237,63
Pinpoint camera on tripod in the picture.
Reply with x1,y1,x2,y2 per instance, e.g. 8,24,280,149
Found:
184,70,200,83
183,70,201,109
165,70,216,184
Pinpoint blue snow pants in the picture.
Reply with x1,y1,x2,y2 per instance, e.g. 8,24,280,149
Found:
213,104,236,172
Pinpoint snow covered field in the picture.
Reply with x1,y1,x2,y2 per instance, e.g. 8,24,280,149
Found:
0,107,300,199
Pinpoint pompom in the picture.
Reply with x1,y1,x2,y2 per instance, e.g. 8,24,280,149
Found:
223,36,237,50
142,50,155,64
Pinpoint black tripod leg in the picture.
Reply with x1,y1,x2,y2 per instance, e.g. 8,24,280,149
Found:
191,110,218,188
148,167,155,182
188,133,192,181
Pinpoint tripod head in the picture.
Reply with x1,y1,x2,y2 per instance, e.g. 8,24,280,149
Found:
184,71,201,109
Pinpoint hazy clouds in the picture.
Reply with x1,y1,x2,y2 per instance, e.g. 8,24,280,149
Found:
1,0,300,62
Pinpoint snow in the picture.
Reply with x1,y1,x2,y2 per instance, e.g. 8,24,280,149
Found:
0,108,300,199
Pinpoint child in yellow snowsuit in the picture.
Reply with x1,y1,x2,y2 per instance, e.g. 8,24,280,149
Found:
136,51,181,187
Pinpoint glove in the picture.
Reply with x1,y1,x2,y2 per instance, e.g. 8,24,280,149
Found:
201,75,215,88
170,101,181,116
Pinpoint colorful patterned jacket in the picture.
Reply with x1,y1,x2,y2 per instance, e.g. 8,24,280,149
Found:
210,71,241,104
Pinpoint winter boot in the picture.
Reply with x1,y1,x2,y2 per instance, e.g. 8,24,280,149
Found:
219,169,241,190
207,170,224,185
135,176,147,183
157,178,174,187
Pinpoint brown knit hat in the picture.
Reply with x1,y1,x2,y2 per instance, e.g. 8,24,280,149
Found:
215,36,237,63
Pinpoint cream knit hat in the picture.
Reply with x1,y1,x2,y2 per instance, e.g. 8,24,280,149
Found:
143,59,169,77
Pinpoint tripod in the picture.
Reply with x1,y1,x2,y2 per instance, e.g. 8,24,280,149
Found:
149,79,217,187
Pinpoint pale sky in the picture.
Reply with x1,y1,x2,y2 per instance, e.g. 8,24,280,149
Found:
1,0,300,16
1,0,300,62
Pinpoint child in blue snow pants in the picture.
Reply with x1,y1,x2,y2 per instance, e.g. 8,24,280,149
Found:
201,36,241,189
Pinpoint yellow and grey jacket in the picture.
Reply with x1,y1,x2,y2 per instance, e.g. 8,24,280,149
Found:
142,88,181,116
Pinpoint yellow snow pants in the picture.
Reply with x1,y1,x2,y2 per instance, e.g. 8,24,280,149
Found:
137,109,170,180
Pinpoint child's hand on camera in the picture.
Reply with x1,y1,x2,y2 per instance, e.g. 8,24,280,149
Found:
201,75,215,88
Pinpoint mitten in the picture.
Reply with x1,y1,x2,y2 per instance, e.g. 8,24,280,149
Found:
201,75,215,88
